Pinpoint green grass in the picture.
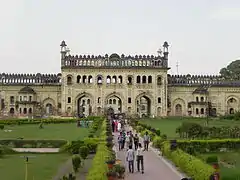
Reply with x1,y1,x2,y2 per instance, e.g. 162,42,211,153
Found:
0,123,89,140
198,152,240,180
0,153,69,180
140,117,240,138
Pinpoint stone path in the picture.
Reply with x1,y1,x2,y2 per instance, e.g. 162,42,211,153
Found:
13,148,59,153
113,128,185,180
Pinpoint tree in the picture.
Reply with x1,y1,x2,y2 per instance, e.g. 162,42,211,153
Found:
220,60,240,80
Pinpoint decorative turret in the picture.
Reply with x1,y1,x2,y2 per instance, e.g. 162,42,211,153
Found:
60,40,69,66
163,41,169,60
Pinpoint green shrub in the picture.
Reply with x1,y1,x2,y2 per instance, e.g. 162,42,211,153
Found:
177,139,240,153
206,155,218,164
0,139,67,148
79,146,89,160
72,155,82,172
0,125,4,130
84,138,99,153
162,142,214,180
152,136,164,149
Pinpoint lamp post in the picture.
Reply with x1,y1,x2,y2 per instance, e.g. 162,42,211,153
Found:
20,155,36,180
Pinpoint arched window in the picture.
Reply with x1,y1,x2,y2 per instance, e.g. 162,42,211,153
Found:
148,76,152,83
76,75,81,83
67,76,72,85
200,108,204,114
142,76,147,83
157,76,162,85
196,108,199,115
136,76,141,83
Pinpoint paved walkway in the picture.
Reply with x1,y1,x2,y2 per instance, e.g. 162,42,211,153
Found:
113,128,185,180
13,148,59,153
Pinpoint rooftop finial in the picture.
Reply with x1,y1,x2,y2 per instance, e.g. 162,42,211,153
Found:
157,48,162,56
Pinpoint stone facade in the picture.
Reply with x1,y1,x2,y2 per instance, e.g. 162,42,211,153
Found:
0,41,239,118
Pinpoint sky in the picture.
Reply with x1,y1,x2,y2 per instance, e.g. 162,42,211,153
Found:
0,0,240,75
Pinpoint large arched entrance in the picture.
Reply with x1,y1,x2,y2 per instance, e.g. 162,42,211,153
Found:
105,95,122,114
136,95,151,118
175,104,182,116
227,97,238,115
76,93,93,118
46,103,53,115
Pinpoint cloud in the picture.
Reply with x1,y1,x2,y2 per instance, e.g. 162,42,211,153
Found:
211,7,240,20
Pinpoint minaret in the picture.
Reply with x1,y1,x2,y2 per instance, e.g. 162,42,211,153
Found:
163,41,169,60
60,40,67,67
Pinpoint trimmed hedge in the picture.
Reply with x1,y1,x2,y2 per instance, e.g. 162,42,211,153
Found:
177,139,240,153
162,142,214,180
86,118,113,180
0,139,67,148
0,116,103,125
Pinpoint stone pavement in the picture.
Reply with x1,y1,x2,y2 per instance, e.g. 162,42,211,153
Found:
113,130,185,180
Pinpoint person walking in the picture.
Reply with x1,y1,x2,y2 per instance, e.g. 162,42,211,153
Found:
133,134,139,151
136,143,144,174
118,132,123,151
143,131,150,151
112,120,115,132
126,145,135,173
117,121,122,132
125,132,130,150
121,130,126,149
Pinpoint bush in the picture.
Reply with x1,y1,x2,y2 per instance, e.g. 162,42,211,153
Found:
152,136,164,149
0,139,67,148
0,125,4,130
79,146,89,160
84,138,99,153
72,155,82,172
206,155,218,164
177,139,240,153
162,142,214,180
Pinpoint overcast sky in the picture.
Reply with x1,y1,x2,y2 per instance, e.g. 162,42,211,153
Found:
0,0,240,75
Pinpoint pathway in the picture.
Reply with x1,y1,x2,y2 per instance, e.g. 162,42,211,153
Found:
13,148,59,153
113,128,185,180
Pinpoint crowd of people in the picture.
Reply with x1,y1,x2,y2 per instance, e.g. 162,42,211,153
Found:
111,118,150,174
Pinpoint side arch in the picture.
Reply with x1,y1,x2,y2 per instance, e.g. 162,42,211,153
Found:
104,92,124,114
75,92,94,117
172,98,186,116
135,92,154,118
42,98,56,115
226,95,239,114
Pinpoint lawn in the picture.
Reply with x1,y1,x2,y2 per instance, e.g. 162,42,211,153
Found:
198,152,240,180
140,117,240,138
0,153,69,180
0,123,89,140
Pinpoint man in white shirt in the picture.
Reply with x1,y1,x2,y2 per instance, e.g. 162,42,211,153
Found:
126,145,135,173
136,143,144,174
125,132,130,149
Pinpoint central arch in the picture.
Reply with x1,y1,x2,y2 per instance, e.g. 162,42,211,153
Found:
135,93,153,118
105,93,123,115
76,93,93,118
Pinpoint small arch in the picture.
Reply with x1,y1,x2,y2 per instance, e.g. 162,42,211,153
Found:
148,76,152,83
142,76,147,83
127,76,133,84
76,75,81,83
157,76,162,85
136,76,141,83
196,108,199,115
175,104,182,116
88,75,93,83
97,75,103,84
200,97,204,102
200,108,204,114
106,75,111,84
112,76,117,84
23,108,27,114
118,76,123,83
87,99,90,104
113,99,116,104
9,108,14,114
196,97,199,102
29,108,32,114
67,75,72,85
229,108,234,114
109,99,112,104
82,75,87,83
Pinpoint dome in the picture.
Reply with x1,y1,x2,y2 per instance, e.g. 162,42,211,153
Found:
19,86,36,94
109,53,120,59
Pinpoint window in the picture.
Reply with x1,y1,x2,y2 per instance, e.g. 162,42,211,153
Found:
200,97,204,102
67,97,71,103
127,76,132,84
113,99,116,104
196,108,199,115
136,76,141,83
157,76,162,85
10,96,14,104
158,97,161,103
128,98,131,103
23,96,27,101
97,97,101,103
142,76,147,83
196,97,199,102
29,96,32,102
77,75,81,83
148,76,152,83
200,108,204,114
20,96,22,101
67,76,72,85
